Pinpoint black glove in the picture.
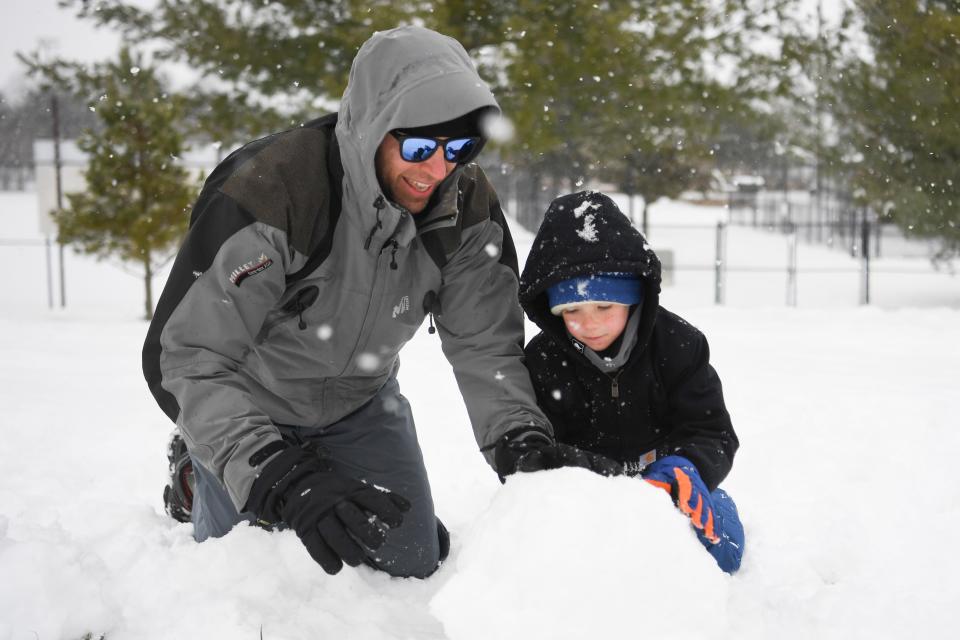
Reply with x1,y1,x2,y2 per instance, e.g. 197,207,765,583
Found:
245,442,411,575
493,428,623,479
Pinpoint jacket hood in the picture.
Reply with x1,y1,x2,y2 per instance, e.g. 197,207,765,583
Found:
334,26,500,245
519,191,662,358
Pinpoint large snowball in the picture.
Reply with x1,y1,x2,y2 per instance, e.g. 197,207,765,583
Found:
431,468,730,640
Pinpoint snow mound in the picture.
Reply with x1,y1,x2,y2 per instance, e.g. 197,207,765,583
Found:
0,515,118,640
432,469,729,640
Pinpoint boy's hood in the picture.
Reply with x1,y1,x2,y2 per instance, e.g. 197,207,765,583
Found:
334,26,500,242
518,191,662,357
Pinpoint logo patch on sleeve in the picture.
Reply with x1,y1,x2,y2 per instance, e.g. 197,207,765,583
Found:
229,253,274,287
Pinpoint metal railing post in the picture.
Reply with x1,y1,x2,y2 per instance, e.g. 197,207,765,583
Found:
51,93,67,308
787,222,798,307
45,236,54,309
714,220,726,305
860,210,871,305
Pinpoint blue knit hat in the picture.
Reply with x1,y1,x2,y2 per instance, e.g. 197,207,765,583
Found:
546,273,644,315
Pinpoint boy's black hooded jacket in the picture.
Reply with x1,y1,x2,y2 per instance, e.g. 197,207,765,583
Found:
518,191,737,491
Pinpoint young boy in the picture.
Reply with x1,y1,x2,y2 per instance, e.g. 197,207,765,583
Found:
517,191,744,573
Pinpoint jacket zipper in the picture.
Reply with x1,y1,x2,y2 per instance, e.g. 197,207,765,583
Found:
609,370,623,398
339,196,398,377
363,195,386,250
339,247,392,377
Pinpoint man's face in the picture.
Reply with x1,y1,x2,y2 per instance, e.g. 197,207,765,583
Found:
560,303,631,352
374,133,457,214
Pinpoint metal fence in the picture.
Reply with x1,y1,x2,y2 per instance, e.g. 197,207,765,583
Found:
643,219,950,307
715,219,876,305
478,160,954,307
0,236,64,308
725,187,947,259
3,185,954,311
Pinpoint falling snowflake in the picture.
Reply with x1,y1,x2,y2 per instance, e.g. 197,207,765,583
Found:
382,396,401,415
483,113,515,143
356,353,380,372
317,325,333,340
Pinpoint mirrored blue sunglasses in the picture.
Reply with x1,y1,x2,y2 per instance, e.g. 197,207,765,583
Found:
390,132,482,164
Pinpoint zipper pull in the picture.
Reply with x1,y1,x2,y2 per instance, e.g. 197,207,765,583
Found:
610,371,621,398
389,240,398,269
364,221,382,250
423,290,442,337
283,286,319,331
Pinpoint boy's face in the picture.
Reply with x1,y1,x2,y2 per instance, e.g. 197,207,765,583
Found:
560,303,630,352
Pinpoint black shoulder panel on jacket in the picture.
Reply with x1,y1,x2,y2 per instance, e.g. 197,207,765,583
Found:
419,164,518,275
467,165,520,277
142,114,342,422
219,116,339,257
458,164,496,230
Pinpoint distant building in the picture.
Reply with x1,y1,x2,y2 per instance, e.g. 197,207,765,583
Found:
32,138,221,236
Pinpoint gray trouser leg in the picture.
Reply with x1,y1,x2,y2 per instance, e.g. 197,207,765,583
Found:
190,377,440,578
295,377,440,577
190,456,257,542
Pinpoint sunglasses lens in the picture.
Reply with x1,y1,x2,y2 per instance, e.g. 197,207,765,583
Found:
400,138,439,162
444,137,478,162
395,134,481,163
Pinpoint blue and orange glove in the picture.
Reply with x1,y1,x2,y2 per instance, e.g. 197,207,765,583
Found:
642,455,720,544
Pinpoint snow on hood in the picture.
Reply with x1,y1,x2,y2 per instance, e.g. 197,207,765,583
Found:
519,191,662,349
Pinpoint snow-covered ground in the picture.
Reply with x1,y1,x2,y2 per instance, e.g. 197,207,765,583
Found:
1,190,958,639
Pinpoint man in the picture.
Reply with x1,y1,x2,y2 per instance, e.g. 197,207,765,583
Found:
144,26,615,579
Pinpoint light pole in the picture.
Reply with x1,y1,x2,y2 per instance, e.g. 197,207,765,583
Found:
51,92,66,308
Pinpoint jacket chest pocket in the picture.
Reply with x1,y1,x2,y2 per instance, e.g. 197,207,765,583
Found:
251,280,341,379
255,285,321,343
588,372,664,443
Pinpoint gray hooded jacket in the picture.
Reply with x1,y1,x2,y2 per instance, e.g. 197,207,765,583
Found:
143,26,550,510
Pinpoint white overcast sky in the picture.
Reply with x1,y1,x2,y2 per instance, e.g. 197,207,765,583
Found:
0,0,126,97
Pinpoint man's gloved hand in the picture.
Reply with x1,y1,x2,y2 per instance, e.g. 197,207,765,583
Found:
493,428,623,480
245,442,411,575
642,455,720,544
